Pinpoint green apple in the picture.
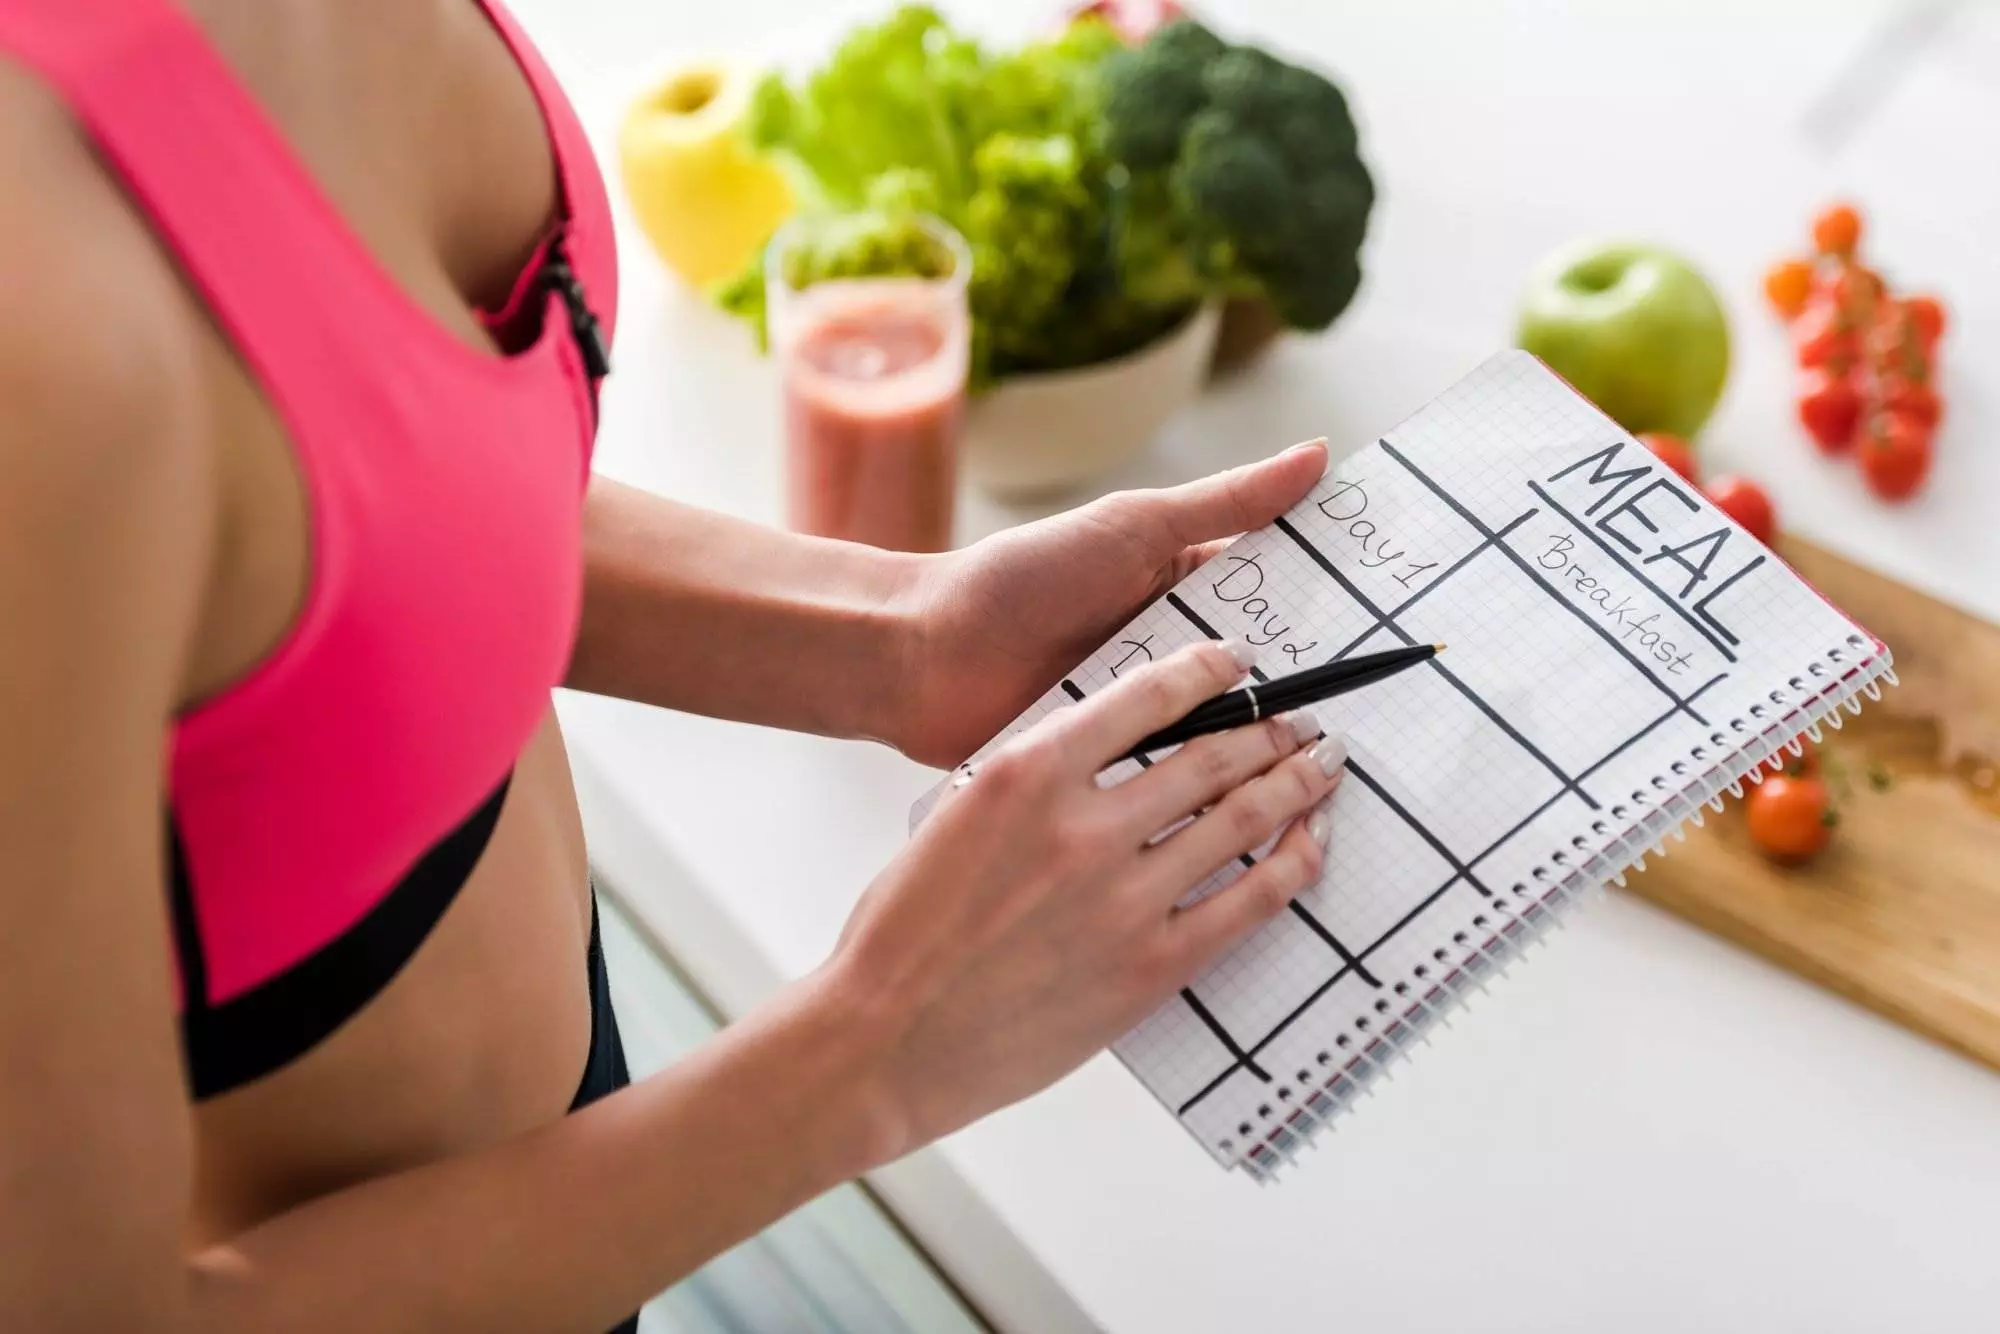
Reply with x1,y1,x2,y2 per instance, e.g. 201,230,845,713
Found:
1515,239,1730,439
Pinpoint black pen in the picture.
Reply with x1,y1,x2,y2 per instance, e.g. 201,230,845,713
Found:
1122,643,1444,762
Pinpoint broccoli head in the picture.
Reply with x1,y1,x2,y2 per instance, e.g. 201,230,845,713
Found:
1101,20,1374,331
1100,20,1226,171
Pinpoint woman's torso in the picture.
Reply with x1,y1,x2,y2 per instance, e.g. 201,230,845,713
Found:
0,0,604,1243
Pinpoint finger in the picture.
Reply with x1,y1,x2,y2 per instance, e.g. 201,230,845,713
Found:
1043,639,1257,770
1148,537,1236,601
1138,738,1347,901
1111,711,1324,837
1144,439,1329,551
1169,799,1337,968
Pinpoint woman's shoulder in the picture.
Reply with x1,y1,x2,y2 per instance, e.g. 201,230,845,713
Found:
0,63,209,478
0,63,214,656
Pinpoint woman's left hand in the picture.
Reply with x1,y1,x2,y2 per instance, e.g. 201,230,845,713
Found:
898,440,1328,768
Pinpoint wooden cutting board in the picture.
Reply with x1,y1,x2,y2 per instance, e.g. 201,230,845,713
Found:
1624,535,2000,1072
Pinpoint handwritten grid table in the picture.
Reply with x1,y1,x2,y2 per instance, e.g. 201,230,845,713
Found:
921,354,1882,1176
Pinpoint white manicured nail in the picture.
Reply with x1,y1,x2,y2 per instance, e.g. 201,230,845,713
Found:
1284,711,1321,745
1308,798,1335,849
1221,639,1259,673
1311,734,1349,777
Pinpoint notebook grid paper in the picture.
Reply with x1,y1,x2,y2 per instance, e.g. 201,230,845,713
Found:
914,352,1895,1180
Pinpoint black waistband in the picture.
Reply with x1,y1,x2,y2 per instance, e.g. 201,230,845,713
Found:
569,895,630,1112
570,895,638,1334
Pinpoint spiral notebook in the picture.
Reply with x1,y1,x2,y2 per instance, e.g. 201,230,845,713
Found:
913,351,1897,1180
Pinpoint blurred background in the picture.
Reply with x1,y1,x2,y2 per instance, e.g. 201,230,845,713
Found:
507,2,2000,1330
522,0,1994,588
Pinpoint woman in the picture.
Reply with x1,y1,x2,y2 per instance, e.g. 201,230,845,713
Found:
0,0,1347,1329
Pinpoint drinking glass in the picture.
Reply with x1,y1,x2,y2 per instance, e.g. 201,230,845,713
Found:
765,214,971,553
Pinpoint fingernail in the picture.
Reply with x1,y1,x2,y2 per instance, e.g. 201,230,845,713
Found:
1283,711,1321,746
1286,438,1330,474
1220,639,1259,673
1308,798,1335,849
1311,733,1349,777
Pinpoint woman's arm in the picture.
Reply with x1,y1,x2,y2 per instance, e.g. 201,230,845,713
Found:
567,446,1331,767
0,141,217,1331
566,478,924,747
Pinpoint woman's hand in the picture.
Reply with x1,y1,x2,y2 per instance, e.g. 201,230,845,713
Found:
896,441,1327,768
829,641,1349,1157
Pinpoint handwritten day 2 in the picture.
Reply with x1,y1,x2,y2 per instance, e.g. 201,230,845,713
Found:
1204,477,1439,667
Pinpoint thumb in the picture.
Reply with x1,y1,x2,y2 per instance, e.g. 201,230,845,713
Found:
1147,439,1328,549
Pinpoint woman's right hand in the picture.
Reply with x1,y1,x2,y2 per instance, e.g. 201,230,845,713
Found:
830,640,1349,1159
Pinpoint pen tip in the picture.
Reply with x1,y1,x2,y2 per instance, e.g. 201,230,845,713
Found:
1432,643,1447,653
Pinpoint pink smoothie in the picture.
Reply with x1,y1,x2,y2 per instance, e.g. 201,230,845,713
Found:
779,280,967,553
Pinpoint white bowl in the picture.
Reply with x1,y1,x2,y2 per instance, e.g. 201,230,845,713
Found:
962,302,1222,500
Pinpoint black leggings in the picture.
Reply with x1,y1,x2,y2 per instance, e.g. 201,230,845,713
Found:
570,899,639,1334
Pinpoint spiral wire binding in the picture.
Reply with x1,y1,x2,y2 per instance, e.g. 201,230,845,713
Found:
1232,637,1897,1182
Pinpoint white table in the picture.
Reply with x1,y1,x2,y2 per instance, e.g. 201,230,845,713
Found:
513,1,2000,1329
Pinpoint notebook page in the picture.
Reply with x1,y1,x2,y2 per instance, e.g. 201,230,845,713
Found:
914,350,1891,1177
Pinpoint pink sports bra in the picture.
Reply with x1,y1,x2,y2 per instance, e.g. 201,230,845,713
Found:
0,0,617,1096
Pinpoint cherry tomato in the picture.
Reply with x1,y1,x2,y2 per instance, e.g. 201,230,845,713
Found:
1763,736,1821,778
1858,412,1934,501
1704,475,1777,544
1796,368,1863,454
1879,375,1942,431
1811,202,1863,258
1827,262,1884,324
1763,258,1815,321
1794,298,1860,371
1638,431,1699,485
1901,294,1946,348
1867,302,1933,383
1746,774,1833,861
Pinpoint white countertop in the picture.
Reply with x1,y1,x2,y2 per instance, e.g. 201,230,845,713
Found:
513,1,2000,1329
